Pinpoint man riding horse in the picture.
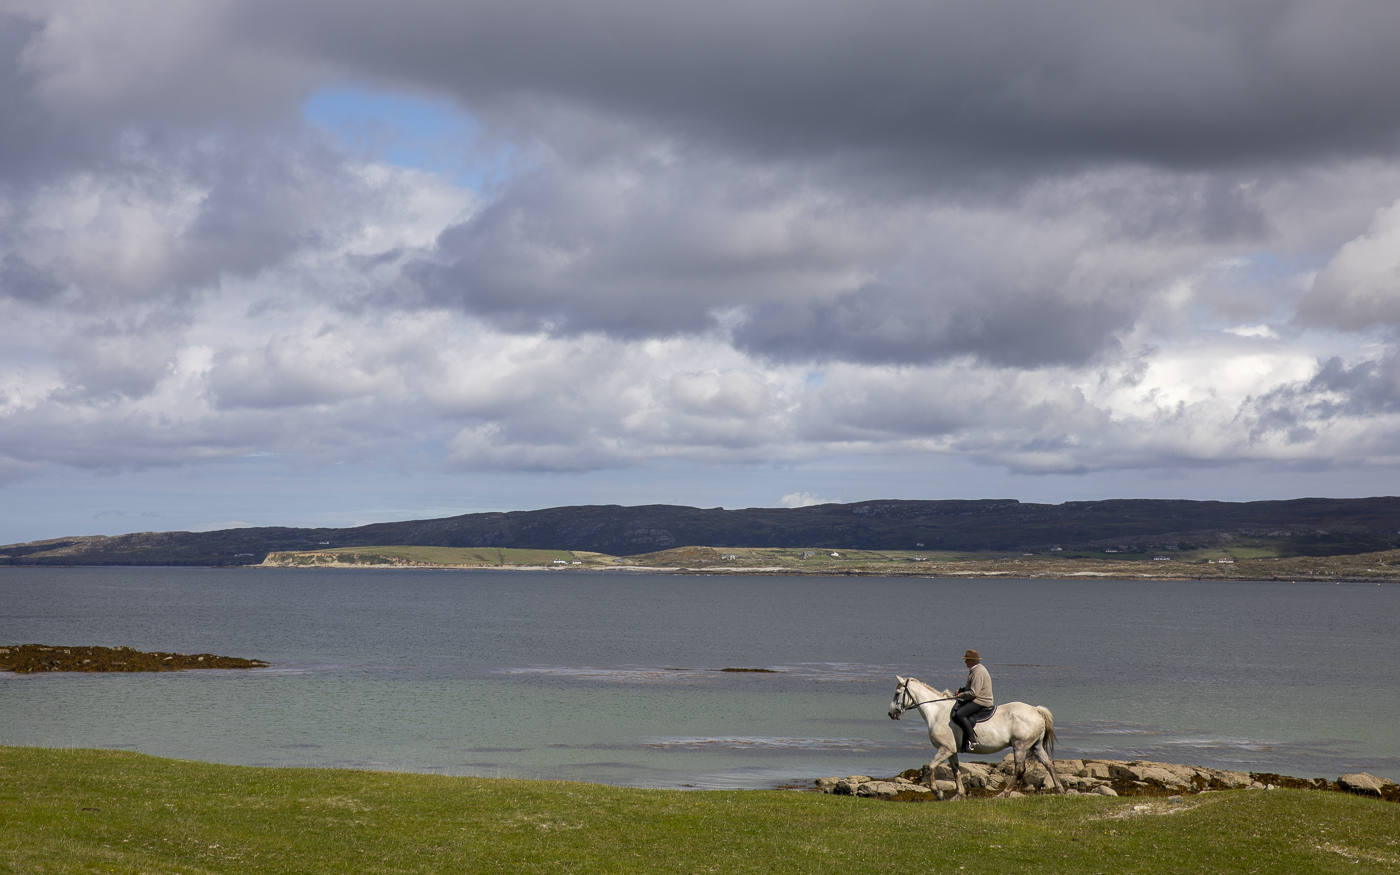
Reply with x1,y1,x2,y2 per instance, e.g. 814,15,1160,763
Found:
952,649,992,753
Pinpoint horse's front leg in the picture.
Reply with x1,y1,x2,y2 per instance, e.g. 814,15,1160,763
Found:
923,728,958,800
948,751,966,799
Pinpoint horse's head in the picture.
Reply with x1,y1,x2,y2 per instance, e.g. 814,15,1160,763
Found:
889,676,952,720
888,675,912,720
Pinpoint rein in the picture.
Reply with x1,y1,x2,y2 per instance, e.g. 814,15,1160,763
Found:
894,683,958,716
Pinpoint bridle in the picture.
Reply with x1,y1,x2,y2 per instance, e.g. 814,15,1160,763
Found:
891,678,957,717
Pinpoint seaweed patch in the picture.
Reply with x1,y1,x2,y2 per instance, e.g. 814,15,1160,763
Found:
0,644,268,673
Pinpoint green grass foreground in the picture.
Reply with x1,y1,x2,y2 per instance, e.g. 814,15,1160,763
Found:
2,748,1397,874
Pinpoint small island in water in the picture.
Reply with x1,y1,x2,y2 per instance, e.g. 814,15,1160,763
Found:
0,644,268,673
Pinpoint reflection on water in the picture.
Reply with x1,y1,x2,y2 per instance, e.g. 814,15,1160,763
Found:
1,567,1396,787
500,662,901,684
642,736,912,751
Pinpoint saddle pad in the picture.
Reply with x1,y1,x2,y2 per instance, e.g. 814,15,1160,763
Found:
974,705,997,724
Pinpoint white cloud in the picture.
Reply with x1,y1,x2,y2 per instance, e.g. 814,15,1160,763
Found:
1298,197,1400,329
6,0,1400,527
1224,325,1279,339
779,492,832,508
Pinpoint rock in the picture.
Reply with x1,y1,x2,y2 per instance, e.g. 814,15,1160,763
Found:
1004,791,1026,798
1082,762,1111,779
828,757,1392,802
956,764,991,787
1137,767,1193,790
1168,795,1184,802
0,643,266,673
1338,773,1392,796
1065,788,1080,795
1105,762,1196,790
1199,768,1252,790
959,761,992,778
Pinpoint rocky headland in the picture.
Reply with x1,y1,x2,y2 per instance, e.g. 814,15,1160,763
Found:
816,757,1400,803
0,644,268,673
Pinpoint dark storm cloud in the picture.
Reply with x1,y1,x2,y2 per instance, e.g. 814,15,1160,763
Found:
237,0,1400,171
0,254,63,302
0,13,93,178
732,283,1134,367
407,155,1259,366
1250,355,1400,439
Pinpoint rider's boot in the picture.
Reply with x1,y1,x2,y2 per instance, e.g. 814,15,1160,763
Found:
961,731,977,753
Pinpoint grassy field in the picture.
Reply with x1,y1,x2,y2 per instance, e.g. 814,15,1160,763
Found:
260,543,1400,580
2,747,1397,874
262,546,600,567
617,545,1400,580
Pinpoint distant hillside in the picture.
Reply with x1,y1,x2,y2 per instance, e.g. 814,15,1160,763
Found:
4,497,1400,566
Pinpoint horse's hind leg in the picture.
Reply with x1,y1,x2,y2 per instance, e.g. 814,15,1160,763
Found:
999,745,1029,797
1030,738,1065,795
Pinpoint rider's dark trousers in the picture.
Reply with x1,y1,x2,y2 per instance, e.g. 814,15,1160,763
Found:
951,701,987,745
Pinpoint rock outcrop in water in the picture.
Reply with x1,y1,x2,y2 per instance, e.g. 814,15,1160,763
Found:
0,644,268,673
816,757,1400,802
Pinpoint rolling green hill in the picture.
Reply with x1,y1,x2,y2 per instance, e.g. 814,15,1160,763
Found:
7,497,1400,566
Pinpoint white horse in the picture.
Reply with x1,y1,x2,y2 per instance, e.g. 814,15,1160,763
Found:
888,675,1065,799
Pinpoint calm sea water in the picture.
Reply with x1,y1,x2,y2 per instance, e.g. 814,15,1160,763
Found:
1,567,1396,788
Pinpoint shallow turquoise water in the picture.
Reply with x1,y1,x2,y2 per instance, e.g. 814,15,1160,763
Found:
1,567,1396,787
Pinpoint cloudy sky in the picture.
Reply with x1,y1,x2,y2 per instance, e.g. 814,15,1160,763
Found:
4,0,1400,543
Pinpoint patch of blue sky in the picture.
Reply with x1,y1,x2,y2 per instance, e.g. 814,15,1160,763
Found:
1186,249,1319,334
303,87,512,191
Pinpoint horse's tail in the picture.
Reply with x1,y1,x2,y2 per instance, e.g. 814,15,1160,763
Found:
1036,706,1056,757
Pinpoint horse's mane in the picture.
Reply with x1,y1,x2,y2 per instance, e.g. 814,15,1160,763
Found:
905,676,952,699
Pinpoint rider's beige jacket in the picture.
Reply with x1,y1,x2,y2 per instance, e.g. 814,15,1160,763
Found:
962,663,993,707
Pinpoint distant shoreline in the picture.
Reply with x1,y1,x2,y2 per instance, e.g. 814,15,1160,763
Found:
0,560,1393,582
242,563,1394,582
248,543,1400,581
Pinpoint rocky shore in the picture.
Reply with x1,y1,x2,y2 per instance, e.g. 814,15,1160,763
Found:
816,757,1400,803
0,644,268,673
